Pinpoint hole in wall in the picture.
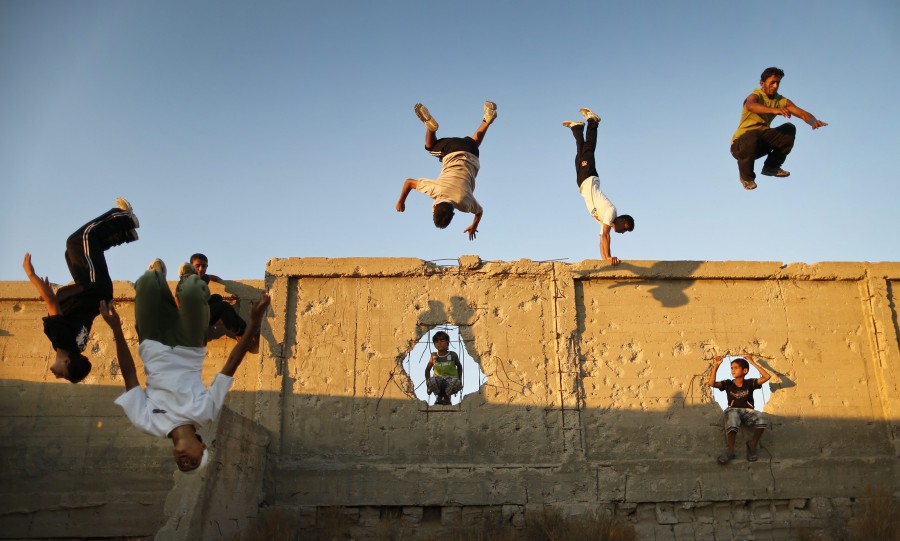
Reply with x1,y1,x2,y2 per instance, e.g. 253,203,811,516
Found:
402,324,487,405
713,355,772,412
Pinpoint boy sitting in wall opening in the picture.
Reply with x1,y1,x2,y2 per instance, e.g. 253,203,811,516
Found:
708,355,771,464
424,331,463,406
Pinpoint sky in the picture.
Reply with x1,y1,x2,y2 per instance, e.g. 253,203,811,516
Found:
2,1,899,283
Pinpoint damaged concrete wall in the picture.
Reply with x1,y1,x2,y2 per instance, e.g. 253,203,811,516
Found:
1,258,898,539
260,258,900,538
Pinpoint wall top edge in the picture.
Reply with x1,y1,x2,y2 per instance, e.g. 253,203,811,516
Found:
263,257,900,280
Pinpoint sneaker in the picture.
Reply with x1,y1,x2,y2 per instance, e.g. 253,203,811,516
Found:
178,262,198,280
147,258,167,277
414,103,438,131
761,167,790,177
124,229,139,243
116,197,140,228
579,108,601,124
483,101,497,124
562,121,584,128
741,178,758,190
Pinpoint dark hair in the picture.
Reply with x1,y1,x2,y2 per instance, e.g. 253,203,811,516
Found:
190,253,208,264
618,214,635,232
433,203,454,229
433,331,450,343
66,352,93,383
731,357,750,371
760,67,784,81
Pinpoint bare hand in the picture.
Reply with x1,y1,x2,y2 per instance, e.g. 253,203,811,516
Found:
775,107,792,117
250,294,271,324
464,225,478,240
99,300,122,328
811,119,828,129
713,355,724,365
395,201,405,212
22,252,35,277
608,257,621,266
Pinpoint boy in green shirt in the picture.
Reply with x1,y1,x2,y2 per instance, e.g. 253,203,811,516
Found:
424,331,463,405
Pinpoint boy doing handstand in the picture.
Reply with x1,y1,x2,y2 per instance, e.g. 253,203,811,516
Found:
709,355,771,464
424,331,463,406
562,108,634,265
396,101,496,240
101,260,269,472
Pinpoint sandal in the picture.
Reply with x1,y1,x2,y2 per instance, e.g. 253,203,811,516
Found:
717,452,736,465
746,442,759,462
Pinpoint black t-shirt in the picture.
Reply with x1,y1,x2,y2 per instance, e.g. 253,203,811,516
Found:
428,136,479,160
718,378,762,409
42,283,103,352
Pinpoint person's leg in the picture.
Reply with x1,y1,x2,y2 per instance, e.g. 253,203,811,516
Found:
576,122,599,188
761,123,796,172
64,208,136,300
425,127,438,149
134,268,180,345
730,131,765,181
209,298,247,336
175,276,210,348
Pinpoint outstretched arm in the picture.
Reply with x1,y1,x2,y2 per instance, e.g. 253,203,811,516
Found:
600,224,620,265
746,354,771,384
464,212,483,241
396,179,419,212
785,100,828,129
708,355,724,388
220,294,271,377
743,93,792,118
22,253,62,316
99,301,140,391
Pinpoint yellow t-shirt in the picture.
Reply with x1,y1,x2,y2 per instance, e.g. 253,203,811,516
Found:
731,88,789,143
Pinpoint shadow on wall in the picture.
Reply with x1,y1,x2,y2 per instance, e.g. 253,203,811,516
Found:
602,261,704,308
0,378,896,538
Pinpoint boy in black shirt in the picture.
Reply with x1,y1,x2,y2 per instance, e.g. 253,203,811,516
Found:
22,198,139,382
709,354,771,464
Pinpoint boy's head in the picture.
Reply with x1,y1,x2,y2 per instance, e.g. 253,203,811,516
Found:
433,202,454,229
190,253,209,276
759,66,785,83
730,357,750,378
172,428,209,472
432,331,450,348
51,349,92,383
613,215,635,233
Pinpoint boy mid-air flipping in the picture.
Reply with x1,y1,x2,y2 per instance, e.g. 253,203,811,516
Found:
396,101,497,240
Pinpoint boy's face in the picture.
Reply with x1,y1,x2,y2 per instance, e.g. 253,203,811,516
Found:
191,259,208,276
433,337,449,351
173,434,207,471
730,362,749,379
760,75,782,97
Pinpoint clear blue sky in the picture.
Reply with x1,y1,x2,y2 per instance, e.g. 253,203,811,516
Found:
2,1,898,282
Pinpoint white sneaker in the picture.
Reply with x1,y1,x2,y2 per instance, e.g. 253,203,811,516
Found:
483,101,497,124
562,121,584,128
178,262,198,280
147,258,167,277
579,108,601,123
116,197,140,228
414,103,438,131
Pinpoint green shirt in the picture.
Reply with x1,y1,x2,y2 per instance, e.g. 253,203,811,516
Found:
731,88,789,143
433,351,459,377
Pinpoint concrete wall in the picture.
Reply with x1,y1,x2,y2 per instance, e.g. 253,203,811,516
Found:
1,258,898,539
